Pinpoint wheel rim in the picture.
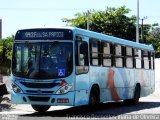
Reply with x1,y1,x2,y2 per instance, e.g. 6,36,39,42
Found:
90,94,96,106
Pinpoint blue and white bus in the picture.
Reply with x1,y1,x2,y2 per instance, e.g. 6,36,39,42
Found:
11,27,155,112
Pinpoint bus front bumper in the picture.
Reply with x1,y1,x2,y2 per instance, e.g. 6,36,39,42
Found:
11,90,75,106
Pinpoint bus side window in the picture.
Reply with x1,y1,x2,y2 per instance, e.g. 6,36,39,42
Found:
75,37,89,74
102,42,112,67
142,50,149,69
135,49,142,69
126,47,133,68
79,42,89,66
90,39,101,66
115,44,123,67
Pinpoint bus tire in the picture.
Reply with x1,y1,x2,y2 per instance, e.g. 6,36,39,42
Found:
131,84,141,104
0,96,3,103
89,88,100,109
31,105,50,112
124,84,141,105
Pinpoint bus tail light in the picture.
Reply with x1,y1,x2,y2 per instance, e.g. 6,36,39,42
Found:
55,83,72,94
12,83,23,93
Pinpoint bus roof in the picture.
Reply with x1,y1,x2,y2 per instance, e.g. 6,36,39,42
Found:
15,26,154,52
72,27,154,52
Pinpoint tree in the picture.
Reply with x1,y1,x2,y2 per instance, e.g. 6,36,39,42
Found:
139,24,150,43
62,6,137,41
0,35,14,75
146,26,160,57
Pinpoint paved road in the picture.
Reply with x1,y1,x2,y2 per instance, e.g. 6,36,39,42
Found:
0,93,160,120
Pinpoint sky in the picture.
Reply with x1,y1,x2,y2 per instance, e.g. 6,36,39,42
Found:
0,0,160,38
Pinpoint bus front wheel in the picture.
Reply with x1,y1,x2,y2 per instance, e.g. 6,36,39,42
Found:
89,89,100,109
31,105,50,112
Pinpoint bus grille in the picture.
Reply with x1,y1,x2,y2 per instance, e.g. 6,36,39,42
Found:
20,82,59,88
28,96,50,102
26,90,54,94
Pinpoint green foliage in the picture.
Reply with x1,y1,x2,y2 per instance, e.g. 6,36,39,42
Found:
146,26,160,57
63,6,160,57
62,6,137,41
0,35,14,75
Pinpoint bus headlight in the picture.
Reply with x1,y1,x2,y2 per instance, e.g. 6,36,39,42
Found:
55,84,72,94
12,83,23,93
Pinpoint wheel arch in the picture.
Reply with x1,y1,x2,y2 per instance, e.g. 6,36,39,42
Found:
90,84,100,94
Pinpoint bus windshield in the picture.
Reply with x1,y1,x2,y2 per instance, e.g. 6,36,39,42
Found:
12,42,73,79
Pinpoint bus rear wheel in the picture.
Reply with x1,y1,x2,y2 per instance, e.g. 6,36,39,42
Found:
131,85,141,104
124,84,141,105
31,105,50,112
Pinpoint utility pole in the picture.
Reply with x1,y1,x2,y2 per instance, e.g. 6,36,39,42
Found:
87,10,90,30
140,17,147,43
136,0,139,43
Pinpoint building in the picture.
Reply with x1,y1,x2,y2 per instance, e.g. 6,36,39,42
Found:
0,19,2,39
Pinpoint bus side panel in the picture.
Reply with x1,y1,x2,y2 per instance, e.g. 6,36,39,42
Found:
99,67,111,102
105,68,135,101
114,68,135,100
150,70,155,93
89,67,111,103
101,68,155,102
135,69,154,97
89,66,101,93
90,67,136,102
74,73,90,106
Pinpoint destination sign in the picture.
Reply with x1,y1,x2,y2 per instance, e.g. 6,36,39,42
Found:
15,29,73,40
24,32,64,39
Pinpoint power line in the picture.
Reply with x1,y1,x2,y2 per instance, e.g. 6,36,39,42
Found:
0,7,89,11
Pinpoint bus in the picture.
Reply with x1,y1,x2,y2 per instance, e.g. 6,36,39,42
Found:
11,27,155,112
